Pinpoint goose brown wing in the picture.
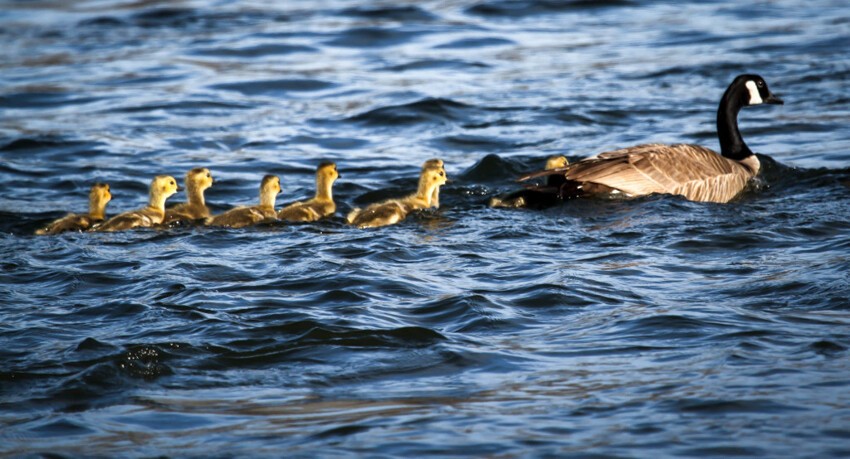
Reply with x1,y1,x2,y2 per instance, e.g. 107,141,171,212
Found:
98,211,156,231
166,202,209,221
566,143,754,202
351,201,406,228
36,214,92,235
278,202,321,222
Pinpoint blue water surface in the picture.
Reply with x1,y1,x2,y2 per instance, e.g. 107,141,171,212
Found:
1,0,849,456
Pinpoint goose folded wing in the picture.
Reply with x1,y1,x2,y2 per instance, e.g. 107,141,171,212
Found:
566,144,743,198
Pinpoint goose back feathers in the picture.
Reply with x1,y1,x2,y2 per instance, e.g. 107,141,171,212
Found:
553,143,760,203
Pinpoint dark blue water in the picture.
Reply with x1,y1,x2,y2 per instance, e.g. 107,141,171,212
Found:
2,0,850,456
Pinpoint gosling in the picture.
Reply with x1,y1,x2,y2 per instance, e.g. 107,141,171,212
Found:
35,183,112,235
164,167,214,224
347,165,447,229
277,162,340,222
422,158,445,208
489,155,569,209
206,175,281,228
96,175,180,232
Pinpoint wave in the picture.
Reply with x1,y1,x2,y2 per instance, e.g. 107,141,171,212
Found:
342,97,480,127
335,5,437,22
211,79,336,96
190,43,317,58
324,27,431,48
466,0,638,17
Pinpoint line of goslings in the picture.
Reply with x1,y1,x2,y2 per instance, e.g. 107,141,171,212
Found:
34,159,453,234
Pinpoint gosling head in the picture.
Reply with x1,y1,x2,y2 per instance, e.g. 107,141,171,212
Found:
734,74,783,107
261,174,282,196
422,158,444,171
186,167,214,191
152,175,180,199
89,183,112,208
545,155,569,170
317,161,340,182
425,167,447,187
258,174,281,208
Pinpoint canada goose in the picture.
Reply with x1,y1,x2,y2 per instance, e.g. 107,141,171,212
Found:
277,162,339,222
96,175,180,232
35,183,112,235
164,167,213,224
347,166,447,229
422,158,445,208
489,156,569,209
206,175,281,228
520,74,783,203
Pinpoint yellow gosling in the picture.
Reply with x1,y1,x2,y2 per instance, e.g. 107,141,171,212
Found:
422,158,445,208
164,167,213,223
347,166,447,229
35,183,112,235
97,175,180,232
206,175,281,228
277,162,340,222
544,155,569,171
397,165,447,212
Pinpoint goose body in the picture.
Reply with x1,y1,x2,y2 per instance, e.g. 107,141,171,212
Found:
165,167,213,224
521,74,783,204
277,162,340,222
206,175,281,228
97,176,179,232
35,183,112,235
347,165,447,229
490,156,568,209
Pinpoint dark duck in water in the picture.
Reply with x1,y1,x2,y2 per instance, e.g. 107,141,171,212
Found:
489,156,569,209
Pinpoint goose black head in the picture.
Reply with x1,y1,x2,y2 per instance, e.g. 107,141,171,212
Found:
736,74,783,107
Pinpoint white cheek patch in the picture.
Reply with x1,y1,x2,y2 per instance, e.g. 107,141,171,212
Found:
746,80,763,105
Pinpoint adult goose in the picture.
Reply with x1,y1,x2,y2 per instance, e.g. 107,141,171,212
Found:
520,74,783,203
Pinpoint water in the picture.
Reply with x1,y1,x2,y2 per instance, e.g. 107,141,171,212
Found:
2,0,849,456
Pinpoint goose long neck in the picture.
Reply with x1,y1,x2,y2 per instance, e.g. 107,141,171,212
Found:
425,182,440,207
717,85,752,161
315,174,333,201
89,202,106,220
149,190,168,212
416,175,433,202
259,190,276,210
187,184,206,207
89,195,107,220
418,176,444,207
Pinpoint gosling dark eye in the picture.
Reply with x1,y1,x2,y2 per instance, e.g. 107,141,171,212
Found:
439,171,444,176
206,173,211,178
171,181,175,185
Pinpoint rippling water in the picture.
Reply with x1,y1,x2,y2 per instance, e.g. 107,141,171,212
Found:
2,0,850,456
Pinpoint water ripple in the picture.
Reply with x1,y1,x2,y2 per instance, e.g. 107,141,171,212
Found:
1,0,849,457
